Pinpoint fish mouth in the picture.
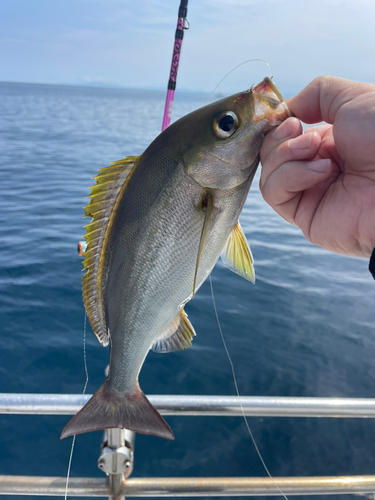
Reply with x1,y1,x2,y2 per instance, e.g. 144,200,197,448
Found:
252,77,292,131
253,77,284,105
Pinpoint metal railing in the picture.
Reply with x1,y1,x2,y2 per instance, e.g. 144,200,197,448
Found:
1,393,375,498
3,393,375,417
2,475,375,497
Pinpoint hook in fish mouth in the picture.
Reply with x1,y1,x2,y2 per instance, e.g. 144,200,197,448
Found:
235,77,286,106
253,77,285,107
233,77,290,130
251,77,292,130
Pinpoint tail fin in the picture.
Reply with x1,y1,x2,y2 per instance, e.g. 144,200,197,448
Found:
60,381,174,440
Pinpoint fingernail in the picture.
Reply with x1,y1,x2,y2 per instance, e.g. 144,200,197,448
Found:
306,159,331,173
288,133,312,152
273,119,292,140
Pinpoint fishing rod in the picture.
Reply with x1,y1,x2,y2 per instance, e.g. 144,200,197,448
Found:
162,0,189,131
76,2,189,258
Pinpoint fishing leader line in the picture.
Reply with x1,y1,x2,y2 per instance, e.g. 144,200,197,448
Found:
206,59,288,500
64,313,89,500
206,59,273,105
209,275,289,500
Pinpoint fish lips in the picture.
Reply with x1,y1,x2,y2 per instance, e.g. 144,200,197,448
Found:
252,77,292,132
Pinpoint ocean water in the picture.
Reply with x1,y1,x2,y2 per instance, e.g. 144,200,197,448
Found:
0,81,375,500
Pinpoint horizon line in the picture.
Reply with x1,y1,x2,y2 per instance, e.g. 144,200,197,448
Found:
0,79,212,95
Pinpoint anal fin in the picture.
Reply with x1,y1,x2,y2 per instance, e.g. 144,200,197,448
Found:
221,221,255,283
152,310,196,354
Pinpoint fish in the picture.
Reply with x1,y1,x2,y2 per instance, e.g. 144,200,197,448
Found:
61,77,291,441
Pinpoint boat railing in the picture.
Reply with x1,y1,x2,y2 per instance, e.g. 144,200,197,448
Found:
1,393,375,498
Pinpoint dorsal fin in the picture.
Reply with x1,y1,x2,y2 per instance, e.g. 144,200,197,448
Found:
151,310,196,353
82,156,139,347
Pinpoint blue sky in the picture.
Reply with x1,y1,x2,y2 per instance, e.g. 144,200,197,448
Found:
0,0,374,95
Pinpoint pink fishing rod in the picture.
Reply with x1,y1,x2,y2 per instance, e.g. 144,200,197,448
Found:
162,0,189,131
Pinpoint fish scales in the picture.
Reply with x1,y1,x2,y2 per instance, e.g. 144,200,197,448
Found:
61,77,291,441
108,170,254,393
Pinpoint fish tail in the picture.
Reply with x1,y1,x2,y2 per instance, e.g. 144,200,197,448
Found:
60,380,174,440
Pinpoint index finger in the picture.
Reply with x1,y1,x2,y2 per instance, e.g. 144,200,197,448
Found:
260,117,302,165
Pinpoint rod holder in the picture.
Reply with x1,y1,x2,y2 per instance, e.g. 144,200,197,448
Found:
98,428,135,499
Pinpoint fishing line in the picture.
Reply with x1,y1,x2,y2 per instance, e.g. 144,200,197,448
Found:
206,59,273,105
207,58,287,498
82,313,89,395
209,275,288,500
64,313,89,500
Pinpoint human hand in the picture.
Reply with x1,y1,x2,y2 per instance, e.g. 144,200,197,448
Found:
260,76,375,258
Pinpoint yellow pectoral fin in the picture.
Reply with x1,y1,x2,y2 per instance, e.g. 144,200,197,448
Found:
221,222,255,284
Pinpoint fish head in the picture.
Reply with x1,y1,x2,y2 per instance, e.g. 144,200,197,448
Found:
183,77,291,190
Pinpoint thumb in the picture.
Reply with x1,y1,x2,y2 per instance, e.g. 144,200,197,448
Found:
286,76,375,125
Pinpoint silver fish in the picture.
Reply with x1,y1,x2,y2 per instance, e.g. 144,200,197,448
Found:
61,77,290,440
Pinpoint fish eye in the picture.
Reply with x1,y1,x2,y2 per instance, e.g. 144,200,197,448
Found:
213,111,239,139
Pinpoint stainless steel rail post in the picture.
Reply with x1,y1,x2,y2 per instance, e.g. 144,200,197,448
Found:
97,428,135,500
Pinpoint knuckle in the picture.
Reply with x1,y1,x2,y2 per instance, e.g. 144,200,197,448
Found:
312,75,331,88
260,181,272,204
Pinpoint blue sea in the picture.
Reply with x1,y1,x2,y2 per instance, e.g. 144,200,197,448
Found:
1,81,375,500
